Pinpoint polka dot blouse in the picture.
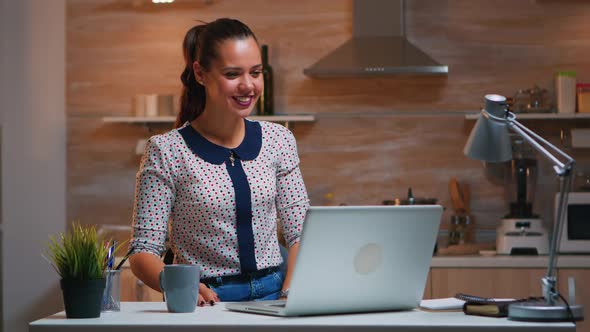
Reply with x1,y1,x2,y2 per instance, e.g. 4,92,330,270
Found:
129,120,310,278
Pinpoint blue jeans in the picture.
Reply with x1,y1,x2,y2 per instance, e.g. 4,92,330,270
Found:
207,269,285,302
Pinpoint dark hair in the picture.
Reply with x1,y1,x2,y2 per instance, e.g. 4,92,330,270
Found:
175,18,259,128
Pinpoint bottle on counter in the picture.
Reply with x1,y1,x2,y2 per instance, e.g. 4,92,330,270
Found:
555,71,576,114
256,44,274,116
406,187,415,205
577,83,590,113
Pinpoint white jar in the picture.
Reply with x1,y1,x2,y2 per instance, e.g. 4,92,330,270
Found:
555,71,576,114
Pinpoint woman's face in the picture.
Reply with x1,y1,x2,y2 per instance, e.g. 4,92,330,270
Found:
197,37,263,119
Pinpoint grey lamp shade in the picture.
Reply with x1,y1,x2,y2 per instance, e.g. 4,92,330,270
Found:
463,94,513,162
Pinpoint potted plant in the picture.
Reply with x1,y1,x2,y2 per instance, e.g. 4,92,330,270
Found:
44,222,114,318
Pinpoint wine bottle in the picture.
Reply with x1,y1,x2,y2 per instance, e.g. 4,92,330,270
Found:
256,44,274,116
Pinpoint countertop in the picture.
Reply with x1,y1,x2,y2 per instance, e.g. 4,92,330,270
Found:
116,255,590,269
431,255,590,268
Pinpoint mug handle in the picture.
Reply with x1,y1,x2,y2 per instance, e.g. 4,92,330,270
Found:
159,270,165,291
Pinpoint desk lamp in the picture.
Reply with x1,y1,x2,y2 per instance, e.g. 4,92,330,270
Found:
464,94,584,322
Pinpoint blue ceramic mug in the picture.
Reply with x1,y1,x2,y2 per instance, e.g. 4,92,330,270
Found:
159,264,200,313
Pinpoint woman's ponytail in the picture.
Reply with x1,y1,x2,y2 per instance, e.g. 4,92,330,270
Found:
175,25,206,128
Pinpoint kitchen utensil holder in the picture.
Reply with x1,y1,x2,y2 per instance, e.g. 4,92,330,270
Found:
448,215,474,245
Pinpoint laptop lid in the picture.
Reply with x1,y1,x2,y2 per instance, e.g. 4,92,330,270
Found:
227,205,442,316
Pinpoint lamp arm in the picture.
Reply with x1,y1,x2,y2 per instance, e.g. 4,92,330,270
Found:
549,175,572,278
506,116,575,304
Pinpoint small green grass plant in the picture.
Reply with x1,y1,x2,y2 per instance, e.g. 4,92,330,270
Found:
44,222,111,280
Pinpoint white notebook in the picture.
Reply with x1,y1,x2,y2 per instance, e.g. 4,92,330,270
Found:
419,298,465,310
419,297,516,311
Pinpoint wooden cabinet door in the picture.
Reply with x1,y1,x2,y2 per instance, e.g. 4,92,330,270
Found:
558,269,589,332
431,268,546,299
423,270,432,299
120,267,163,302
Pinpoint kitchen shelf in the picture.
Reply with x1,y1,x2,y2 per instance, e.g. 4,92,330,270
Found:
102,114,316,124
465,112,590,120
103,114,316,155
103,116,176,123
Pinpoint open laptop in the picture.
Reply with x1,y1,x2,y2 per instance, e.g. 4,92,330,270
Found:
225,205,443,316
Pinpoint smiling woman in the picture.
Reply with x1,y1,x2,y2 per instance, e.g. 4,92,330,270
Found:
128,18,310,308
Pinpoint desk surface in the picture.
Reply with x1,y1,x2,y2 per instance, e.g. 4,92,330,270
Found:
29,302,575,332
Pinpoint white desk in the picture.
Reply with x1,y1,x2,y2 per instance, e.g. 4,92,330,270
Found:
29,302,574,332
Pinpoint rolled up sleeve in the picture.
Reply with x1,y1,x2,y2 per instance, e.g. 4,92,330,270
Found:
129,136,175,257
275,129,310,248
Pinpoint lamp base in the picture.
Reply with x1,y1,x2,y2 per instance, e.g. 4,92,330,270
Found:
509,300,584,322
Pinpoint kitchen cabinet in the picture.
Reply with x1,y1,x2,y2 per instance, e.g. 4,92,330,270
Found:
430,268,546,299
558,269,590,332
423,271,432,299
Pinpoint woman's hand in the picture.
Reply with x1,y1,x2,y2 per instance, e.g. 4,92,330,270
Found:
198,283,220,306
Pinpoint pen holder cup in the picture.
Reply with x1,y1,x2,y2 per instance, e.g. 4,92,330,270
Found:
448,215,474,245
101,270,121,312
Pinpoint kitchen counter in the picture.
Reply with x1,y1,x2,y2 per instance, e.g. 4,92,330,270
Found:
117,255,590,269
431,255,590,268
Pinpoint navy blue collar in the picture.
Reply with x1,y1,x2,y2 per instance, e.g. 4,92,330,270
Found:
178,120,262,165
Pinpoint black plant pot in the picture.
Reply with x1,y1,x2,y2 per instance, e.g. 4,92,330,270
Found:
60,278,106,318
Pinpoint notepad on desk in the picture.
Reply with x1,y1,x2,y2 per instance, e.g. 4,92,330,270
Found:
419,297,465,311
455,293,520,317
419,293,519,316
463,300,519,317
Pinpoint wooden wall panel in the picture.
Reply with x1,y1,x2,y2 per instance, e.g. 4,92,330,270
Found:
67,0,590,246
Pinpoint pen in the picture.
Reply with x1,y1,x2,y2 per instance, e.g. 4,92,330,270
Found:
114,248,133,270
107,241,116,270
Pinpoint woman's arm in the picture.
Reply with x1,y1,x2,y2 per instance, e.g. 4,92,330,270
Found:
273,126,310,296
128,137,173,291
129,252,165,292
281,241,299,293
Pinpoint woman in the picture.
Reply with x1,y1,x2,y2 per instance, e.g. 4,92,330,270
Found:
128,18,309,305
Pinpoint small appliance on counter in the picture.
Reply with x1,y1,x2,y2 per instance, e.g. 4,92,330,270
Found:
554,191,590,253
496,218,549,255
496,138,549,255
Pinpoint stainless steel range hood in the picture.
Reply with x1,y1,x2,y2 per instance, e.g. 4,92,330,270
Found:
303,0,448,77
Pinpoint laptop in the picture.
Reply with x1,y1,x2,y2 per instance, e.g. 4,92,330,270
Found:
225,205,443,316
